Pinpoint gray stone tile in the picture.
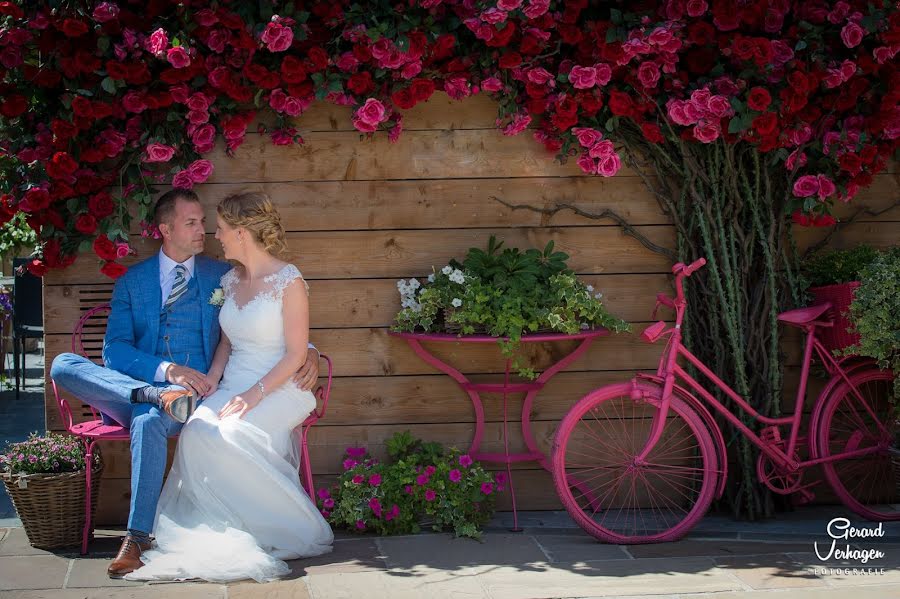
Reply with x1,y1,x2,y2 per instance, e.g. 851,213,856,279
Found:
713,553,827,590
0,585,225,598
228,579,310,599
789,551,900,586
627,539,813,559
306,568,486,599
289,539,387,575
377,533,546,570
529,535,630,563
679,585,900,599
0,555,70,590
65,557,143,588
0,528,58,557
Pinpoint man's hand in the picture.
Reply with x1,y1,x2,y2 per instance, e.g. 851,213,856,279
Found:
165,364,212,397
291,350,320,391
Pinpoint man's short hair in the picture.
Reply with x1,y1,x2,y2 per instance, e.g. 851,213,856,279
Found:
153,188,200,226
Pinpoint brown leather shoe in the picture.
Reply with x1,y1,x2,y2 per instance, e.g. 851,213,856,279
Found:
131,386,196,423
107,534,152,578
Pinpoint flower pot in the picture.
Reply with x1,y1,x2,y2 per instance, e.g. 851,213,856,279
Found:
2,461,103,549
808,282,861,354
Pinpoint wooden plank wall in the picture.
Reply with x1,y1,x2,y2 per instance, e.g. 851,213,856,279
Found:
42,94,900,523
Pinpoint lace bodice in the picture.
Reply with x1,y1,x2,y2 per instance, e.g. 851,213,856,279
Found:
217,264,307,379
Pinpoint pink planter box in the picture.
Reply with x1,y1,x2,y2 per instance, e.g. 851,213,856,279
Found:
809,281,861,353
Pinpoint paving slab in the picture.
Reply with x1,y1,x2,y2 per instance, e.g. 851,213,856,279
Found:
228,578,310,599
66,557,143,588
528,535,631,563
0,555,70,591
377,533,547,570
788,551,900,586
0,528,60,557
290,538,387,575
678,585,900,599
626,539,813,559
0,584,224,598
305,568,487,599
713,553,827,590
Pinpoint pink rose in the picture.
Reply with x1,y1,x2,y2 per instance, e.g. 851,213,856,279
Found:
527,67,554,85
283,96,303,117
792,175,819,198
92,2,120,23
481,8,508,25
186,93,211,112
147,28,168,56
667,100,692,126
501,112,531,136
823,68,844,89
568,66,597,89
816,175,836,199
401,61,422,79
170,83,190,104
706,96,732,118
353,116,377,133
355,98,387,127
187,159,214,184
576,153,596,175
166,47,190,68
637,61,660,88
143,143,175,163
481,77,503,92
444,75,471,100
594,63,612,86
588,139,615,160
693,121,721,143
187,110,209,125
191,124,216,152
648,27,674,47
840,22,865,49
686,0,708,17
572,127,603,148
523,0,550,19
785,149,807,171
874,46,899,64
195,9,218,27
261,22,293,52
596,153,622,177
115,242,131,259
172,170,194,189
269,89,288,112
498,0,523,9
840,60,857,81
335,52,359,72
270,128,296,146
121,91,146,113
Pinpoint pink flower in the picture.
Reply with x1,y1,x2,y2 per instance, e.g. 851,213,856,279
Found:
816,175,836,200
481,482,494,495
342,458,358,470
262,22,294,52
686,0,708,17
481,8,508,25
572,127,603,148
593,63,613,86
792,175,820,198
404,485,414,494
368,497,382,517
401,61,422,79
191,125,215,152
458,455,473,468
195,9,218,27
143,143,175,163
385,504,400,521
637,61,660,88
527,67,554,85
172,170,193,189
355,98,387,128
166,47,191,69
840,22,865,49
498,0,523,9
588,139,615,160
502,112,531,136
568,66,597,89
269,89,288,112
596,153,622,177
356,520,366,530
481,77,503,92
693,121,721,144
92,2,119,23
346,447,367,458
323,498,335,509
415,474,429,486
667,100,693,126
874,46,899,64
187,159,213,184
785,149,807,171
335,52,360,72
122,91,146,113
187,110,209,125
444,75,471,100
317,488,331,500
115,243,131,259
523,0,550,19
706,96,732,119
368,474,382,486
449,469,462,483
147,28,168,56
186,93,211,112
352,474,365,484
283,96,304,117
421,488,436,502
577,153,597,175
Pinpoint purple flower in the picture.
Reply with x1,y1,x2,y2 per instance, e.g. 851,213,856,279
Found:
356,519,366,530
404,485,414,494
481,482,494,495
346,446,367,458
317,488,331,500
385,504,400,521
323,498,335,509
368,474,382,486
368,497,382,517
425,489,437,501
424,465,436,475
459,455,473,468
343,458,359,471
449,469,462,483
352,474,365,485
415,474,429,486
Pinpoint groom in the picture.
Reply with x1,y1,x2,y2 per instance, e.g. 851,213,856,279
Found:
50,188,320,577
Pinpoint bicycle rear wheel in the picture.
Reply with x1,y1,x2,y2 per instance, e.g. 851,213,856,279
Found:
814,368,899,521
551,381,718,544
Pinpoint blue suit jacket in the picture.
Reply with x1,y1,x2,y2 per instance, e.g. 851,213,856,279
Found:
103,253,232,383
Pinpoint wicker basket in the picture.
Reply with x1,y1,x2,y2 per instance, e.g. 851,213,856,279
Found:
809,282,861,354
2,460,103,549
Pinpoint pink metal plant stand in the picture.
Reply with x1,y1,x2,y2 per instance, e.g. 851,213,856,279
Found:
389,329,609,530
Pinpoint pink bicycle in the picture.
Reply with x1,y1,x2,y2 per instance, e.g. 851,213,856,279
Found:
551,258,898,544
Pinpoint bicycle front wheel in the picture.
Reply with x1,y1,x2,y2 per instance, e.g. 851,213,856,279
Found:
814,368,899,521
551,381,718,544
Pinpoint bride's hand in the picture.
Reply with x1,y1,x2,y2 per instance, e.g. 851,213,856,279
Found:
218,389,262,419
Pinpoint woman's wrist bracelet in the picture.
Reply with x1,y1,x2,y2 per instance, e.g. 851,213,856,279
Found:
256,379,266,399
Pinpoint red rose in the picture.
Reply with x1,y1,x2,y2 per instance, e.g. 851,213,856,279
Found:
106,60,129,80
21,188,50,212
46,152,78,179
520,33,545,55
787,71,810,94
352,44,372,63
75,213,97,235
687,21,716,45
859,146,878,164
88,191,115,218
25,259,47,278
0,2,25,18
92,234,118,261
409,78,435,102
391,88,416,110
486,21,516,48
49,182,75,200
608,90,634,117
499,52,522,69
641,122,665,144
347,71,374,95
61,19,88,38
0,94,26,118
811,214,836,227
556,95,578,117
307,47,329,72
101,261,127,280
752,112,778,136
280,56,307,84
125,62,151,85
71,95,93,118
747,87,771,111
838,153,862,175
431,34,457,61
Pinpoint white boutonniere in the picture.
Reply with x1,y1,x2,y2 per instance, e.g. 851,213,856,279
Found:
209,288,225,307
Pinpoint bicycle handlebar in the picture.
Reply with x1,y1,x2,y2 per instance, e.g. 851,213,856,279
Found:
673,258,706,276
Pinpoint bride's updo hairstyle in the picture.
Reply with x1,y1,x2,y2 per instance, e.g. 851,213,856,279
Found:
217,192,288,257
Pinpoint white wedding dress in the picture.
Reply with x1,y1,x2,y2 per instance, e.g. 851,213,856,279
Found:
126,264,333,583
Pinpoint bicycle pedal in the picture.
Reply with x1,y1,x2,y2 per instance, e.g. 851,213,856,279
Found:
760,426,782,444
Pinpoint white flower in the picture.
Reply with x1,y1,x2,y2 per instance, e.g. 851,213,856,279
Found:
586,285,594,292
594,292,603,299
451,298,463,308
409,278,420,290
449,269,465,284
427,273,436,283
208,288,225,307
441,265,453,275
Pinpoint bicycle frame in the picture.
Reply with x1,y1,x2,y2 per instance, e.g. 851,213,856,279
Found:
636,260,889,474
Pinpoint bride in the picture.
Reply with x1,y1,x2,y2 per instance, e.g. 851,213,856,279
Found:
126,192,333,582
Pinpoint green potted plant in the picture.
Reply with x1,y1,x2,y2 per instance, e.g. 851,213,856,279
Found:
392,236,629,378
802,245,881,353
316,432,499,539
1,433,103,549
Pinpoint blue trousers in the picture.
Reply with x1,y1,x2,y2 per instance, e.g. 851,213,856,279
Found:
49,353,184,535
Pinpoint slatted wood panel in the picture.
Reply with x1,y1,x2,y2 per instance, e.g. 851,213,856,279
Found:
42,93,900,523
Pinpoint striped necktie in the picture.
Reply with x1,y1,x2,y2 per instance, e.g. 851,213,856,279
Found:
164,264,188,308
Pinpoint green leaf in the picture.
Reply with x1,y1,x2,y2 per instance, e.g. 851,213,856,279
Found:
97,37,110,54
101,77,117,94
